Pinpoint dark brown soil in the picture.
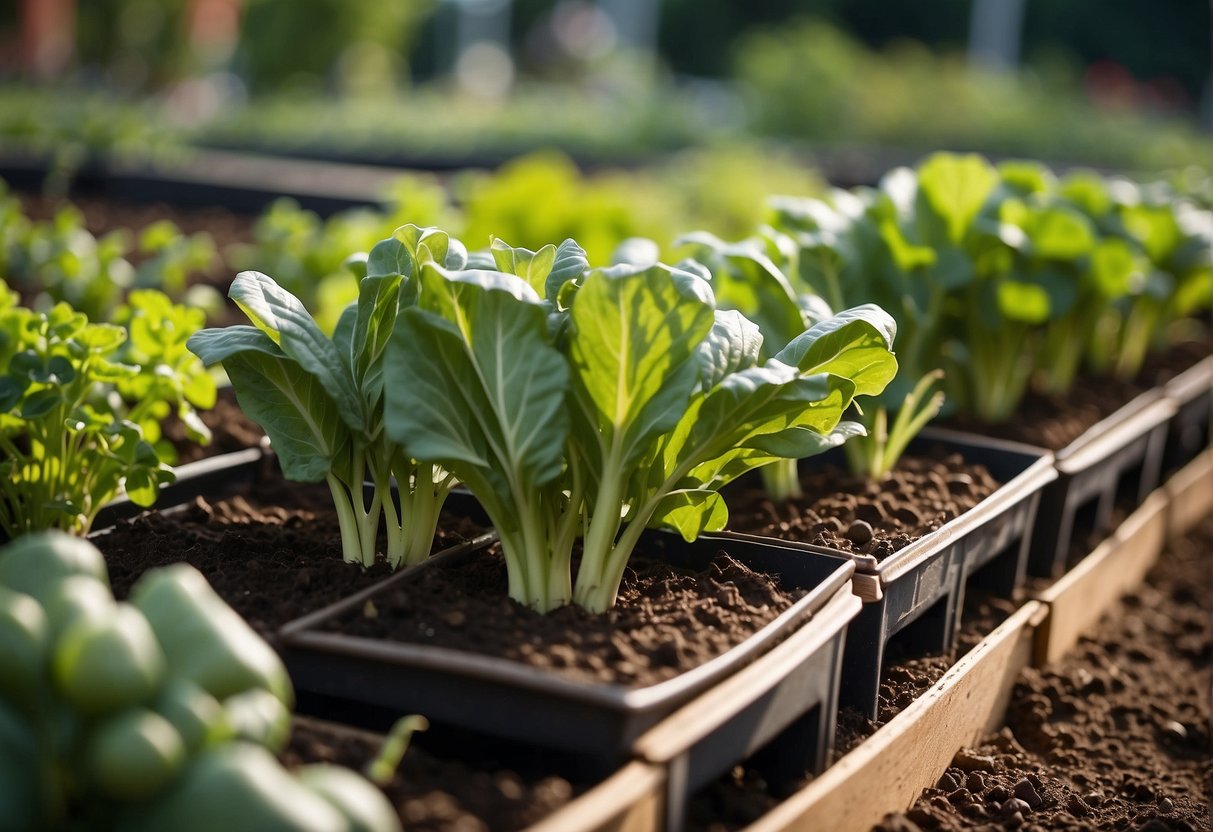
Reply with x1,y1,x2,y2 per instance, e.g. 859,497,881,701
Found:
726,453,1000,561
328,548,801,688
874,518,1212,832
946,335,1213,451
687,589,1019,832
284,718,581,832
93,472,488,638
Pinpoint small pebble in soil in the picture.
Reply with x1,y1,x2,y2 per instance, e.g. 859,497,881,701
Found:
1013,777,1043,809
1162,720,1188,743
846,519,873,545
1067,793,1091,817
946,788,972,806
1158,797,1174,814
1003,797,1032,815
954,750,996,772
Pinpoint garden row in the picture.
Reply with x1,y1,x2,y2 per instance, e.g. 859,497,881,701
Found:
0,151,1209,831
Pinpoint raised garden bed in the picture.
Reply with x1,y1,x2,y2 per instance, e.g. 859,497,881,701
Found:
719,429,1054,719
874,515,1212,831
279,533,862,828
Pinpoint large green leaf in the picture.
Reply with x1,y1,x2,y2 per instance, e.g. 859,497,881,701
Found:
350,274,404,404
227,272,365,433
1027,206,1095,261
917,153,998,244
546,238,590,301
384,264,569,500
569,263,715,468
678,232,804,355
366,225,450,279
648,490,729,541
773,304,898,397
490,238,557,297
223,351,345,482
695,310,763,391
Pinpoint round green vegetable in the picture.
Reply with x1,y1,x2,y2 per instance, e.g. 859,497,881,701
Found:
131,564,292,704
224,687,291,754
115,744,351,832
153,680,229,753
87,708,185,801
53,604,165,714
0,585,48,711
41,574,115,639
0,532,108,603
297,764,402,832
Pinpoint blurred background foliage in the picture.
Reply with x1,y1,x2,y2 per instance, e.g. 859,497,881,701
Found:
0,0,1208,175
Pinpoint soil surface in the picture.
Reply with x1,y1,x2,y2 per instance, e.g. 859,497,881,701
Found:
945,334,1212,452
93,471,488,637
285,717,581,832
328,548,802,688
874,518,1212,832
725,452,1000,560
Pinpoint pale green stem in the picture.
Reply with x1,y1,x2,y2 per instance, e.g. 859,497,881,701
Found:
572,455,626,611
761,457,803,501
326,474,365,565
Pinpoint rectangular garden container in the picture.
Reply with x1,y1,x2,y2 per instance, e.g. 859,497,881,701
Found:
88,445,268,531
739,601,1045,832
718,428,1054,719
1161,355,1213,476
1027,391,1175,578
277,533,860,788
1031,488,1170,666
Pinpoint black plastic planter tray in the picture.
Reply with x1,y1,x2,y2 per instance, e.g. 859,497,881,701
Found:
88,446,267,531
1161,355,1213,477
277,535,858,781
101,150,401,217
1027,391,1175,578
718,428,1055,720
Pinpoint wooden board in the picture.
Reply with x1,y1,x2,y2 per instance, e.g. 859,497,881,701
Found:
527,761,664,832
1032,489,1169,667
743,601,1043,832
1165,448,1213,541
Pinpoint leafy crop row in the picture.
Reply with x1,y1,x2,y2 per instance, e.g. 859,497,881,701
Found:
192,228,897,612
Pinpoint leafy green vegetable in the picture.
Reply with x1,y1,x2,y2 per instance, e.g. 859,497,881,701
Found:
0,284,210,537
384,243,895,612
0,186,220,323
189,226,465,568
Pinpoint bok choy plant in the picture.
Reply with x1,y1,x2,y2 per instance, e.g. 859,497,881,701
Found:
674,228,875,496
187,225,467,568
382,239,896,612
691,200,944,483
